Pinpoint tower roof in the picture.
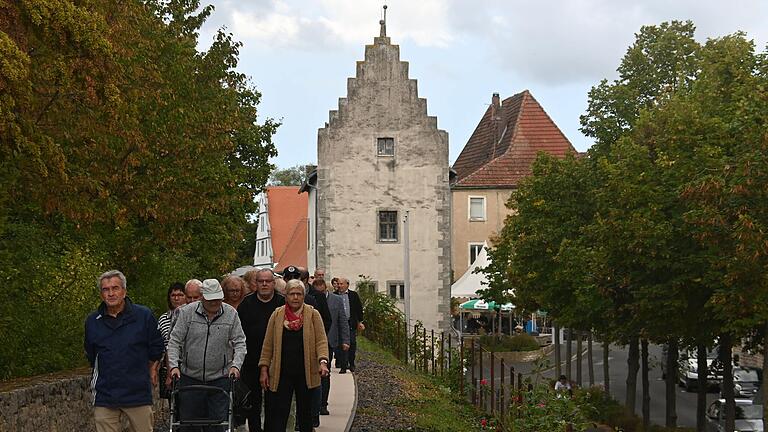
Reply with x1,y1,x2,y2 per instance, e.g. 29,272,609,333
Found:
452,90,576,188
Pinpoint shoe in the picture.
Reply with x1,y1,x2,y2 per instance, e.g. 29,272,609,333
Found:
313,415,320,427
349,366,355,373
294,424,300,431
339,368,347,374
320,407,330,416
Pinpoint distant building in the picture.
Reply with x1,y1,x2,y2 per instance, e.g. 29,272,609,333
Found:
253,186,308,272
309,20,451,331
451,91,577,283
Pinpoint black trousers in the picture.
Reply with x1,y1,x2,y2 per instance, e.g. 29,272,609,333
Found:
321,349,335,408
243,369,269,432
267,372,313,432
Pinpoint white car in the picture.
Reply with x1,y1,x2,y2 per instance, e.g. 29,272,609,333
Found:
706,399,763,432
678,348,723,391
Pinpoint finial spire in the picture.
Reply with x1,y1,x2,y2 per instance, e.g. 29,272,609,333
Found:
379,4,387,37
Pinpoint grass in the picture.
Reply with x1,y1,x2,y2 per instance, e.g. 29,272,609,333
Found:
358,336,484,432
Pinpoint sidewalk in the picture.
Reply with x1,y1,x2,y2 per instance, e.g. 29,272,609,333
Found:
316,368,357,432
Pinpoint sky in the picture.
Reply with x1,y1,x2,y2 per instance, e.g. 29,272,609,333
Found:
197,0,768,169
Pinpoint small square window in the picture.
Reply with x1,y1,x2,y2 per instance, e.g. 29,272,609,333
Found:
469,196,486,220
388,281,405,299
377,137,395,156
378,210,398,242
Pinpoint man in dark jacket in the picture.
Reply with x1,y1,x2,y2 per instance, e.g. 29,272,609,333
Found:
84,270,164,432
237,269,284,432
336,277,364,372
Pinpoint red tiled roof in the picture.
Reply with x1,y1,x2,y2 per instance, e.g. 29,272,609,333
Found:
266,187,307,270
452,90,577,188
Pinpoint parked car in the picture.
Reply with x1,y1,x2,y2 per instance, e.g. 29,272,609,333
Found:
727,367,762,399
661,344,723,391
705,399,764,432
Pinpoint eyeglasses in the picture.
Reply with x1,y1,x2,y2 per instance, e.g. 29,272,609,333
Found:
256,279,273,284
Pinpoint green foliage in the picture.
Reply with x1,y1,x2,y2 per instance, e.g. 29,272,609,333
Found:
269,164,311,186
356,275,406,359
504,385,593,432
479,334,540,352
0,0,277,378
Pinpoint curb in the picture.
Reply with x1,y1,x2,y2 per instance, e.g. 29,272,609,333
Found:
343,371,358,432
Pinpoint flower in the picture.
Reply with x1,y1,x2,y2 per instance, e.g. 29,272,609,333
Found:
537,403,545,407
480,379,488,386
480,418,487,427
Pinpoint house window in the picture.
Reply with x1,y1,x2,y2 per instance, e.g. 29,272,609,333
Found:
377,137,395,156
469,243,485,266
378,210,398,242
388,281,405,300
469,196,486,221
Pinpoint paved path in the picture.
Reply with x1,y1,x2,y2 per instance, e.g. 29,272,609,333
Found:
315,368,357,432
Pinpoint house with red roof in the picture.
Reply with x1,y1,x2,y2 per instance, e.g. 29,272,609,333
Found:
451,91,577,284
253,186,308,272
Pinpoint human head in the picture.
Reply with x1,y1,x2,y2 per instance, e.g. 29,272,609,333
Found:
185,279,203,303
222,275,246,304
242,270,259,294
337,277,350,293
314,268,326,282
558,375,567,383
299,267,310,286
254,268,276,299
282,265,302,282
308,275,315,286
331,277,339,291
274,277,286,295
312,279,328,294
285,279,305,310
167,282,186,310
201,278,224,314
98,270,127,309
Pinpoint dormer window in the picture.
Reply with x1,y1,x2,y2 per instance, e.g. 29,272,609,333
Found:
377,137,395,156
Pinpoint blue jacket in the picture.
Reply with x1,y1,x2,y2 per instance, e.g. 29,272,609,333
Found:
84,297,164,407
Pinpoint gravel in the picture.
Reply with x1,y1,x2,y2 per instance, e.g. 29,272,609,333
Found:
349,349,415,432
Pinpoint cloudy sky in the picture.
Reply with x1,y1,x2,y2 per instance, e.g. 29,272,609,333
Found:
197,0,768,169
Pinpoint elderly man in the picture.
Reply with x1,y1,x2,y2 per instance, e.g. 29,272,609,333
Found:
184,279,203,303
84,270,164,432
222,275,246,310
314,280,350,416
237,269,285,432
336,278,364,373
168,279,247,431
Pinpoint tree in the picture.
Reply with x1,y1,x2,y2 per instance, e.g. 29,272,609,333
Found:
269,164,312,186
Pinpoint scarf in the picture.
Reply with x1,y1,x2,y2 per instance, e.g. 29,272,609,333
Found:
283,305,304,331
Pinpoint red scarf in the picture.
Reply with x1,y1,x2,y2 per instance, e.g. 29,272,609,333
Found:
284,306,304,331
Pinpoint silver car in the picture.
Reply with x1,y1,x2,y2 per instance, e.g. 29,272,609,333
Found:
705,399,764,432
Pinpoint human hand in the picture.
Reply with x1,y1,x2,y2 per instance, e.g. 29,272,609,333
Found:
357,322,365,331
229,367,240,380
259,367,269,390
149,365,158,387
342,344,350,351
319,362,329,377
170,367,181,380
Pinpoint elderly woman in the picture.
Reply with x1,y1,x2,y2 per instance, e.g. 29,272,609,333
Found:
222,275,246,310
259,279,329,432
158,282,187,347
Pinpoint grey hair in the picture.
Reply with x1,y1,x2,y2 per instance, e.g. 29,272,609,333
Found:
98,270,126,289
185,279,202,291
285,279,305,294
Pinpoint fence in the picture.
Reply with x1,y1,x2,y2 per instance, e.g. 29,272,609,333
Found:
365,319,577,431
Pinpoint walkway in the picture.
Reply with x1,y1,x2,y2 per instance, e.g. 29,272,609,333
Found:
316,368,357,432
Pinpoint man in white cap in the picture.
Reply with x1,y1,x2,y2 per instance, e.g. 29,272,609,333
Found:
168,278,247,431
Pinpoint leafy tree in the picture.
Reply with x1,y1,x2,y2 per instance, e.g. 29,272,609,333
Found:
269,164,312,186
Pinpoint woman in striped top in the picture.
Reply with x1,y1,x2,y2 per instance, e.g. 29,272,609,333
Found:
158,282,187,346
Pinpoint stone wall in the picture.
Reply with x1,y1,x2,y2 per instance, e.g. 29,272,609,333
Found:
0,370,165,432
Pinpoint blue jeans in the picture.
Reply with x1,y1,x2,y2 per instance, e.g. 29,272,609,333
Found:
178,375,229,432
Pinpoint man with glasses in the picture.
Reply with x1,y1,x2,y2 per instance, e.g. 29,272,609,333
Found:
237,269,284,432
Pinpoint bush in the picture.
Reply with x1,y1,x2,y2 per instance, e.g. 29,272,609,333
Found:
479,334,540,352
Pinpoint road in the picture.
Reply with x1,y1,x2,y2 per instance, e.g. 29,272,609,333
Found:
474,342,717,428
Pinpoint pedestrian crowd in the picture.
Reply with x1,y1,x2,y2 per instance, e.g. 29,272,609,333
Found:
84,265,364,432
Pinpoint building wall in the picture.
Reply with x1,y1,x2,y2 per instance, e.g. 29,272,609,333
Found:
253,193,273,267
451,188,516,280
307,186,317,273
316,35,451,331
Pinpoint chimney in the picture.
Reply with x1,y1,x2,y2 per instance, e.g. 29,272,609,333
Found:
491,92,500,110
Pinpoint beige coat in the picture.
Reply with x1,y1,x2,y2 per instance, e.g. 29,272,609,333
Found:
258,305,329,391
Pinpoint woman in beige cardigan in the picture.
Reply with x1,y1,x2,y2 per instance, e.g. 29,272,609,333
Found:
259,279,329,432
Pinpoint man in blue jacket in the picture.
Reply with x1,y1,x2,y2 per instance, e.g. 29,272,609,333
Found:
84,270,164,432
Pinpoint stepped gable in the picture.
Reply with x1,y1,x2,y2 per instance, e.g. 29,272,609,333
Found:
452,90,576,188
322,33,441,132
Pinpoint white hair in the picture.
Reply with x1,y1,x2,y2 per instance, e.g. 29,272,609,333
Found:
98,270,126,289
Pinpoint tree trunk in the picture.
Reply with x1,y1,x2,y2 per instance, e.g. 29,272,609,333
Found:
576,331,583,387
588,331,594,386
603,340,610,394
625,337,640,414
763,322,768,431
665,339,678,428
554,324,561,379
696,343,708,432
566,329,573,381
720,334,735,432
641,339,650,430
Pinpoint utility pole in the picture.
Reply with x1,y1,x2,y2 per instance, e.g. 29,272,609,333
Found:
403,210,411,362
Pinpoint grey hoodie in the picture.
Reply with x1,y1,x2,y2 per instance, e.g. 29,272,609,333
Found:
167,302,246,382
